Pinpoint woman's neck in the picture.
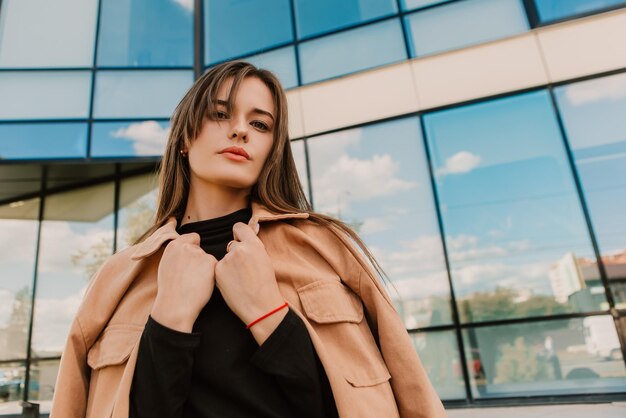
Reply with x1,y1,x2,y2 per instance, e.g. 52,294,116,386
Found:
181,180,251,226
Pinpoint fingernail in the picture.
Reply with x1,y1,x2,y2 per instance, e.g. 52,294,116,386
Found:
255,223,260,234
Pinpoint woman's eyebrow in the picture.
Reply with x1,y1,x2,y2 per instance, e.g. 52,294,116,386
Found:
215,99,274,121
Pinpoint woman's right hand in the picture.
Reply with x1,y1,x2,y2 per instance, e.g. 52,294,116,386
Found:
150,232,217,333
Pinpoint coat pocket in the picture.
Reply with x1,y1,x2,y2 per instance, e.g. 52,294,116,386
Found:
296,280,391,388
87,323,143,370
297,280,364,324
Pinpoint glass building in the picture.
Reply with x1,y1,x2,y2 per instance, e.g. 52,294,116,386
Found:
1,0,626,414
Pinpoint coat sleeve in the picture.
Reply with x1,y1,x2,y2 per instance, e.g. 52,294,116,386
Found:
49,255,113,418
49,315,90,418
297,220,448,418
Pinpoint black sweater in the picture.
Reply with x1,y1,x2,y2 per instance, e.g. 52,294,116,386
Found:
129,205,340,418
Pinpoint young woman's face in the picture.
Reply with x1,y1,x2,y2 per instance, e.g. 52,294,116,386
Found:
186,76,275,191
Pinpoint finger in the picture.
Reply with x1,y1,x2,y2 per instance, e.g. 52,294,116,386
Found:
226,240,238,253
179,232,200,245
232,222,257,243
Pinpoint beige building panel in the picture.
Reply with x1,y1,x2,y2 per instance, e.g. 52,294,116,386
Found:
298,62,419,137
537,8,626,82
411,33,548,110
286,89,305,139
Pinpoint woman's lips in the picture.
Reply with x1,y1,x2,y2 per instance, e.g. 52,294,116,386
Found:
221,152,249,161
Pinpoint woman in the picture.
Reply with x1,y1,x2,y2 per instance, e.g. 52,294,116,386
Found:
50,60,447,418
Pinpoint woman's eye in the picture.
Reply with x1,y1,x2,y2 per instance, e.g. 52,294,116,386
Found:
252,121,269,131
214,111,228,119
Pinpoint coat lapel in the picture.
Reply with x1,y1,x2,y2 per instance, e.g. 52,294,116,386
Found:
130,200,310,261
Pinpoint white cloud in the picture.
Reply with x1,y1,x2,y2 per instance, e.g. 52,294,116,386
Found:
37,222,112,274
564,74,626,106
32,290,86,355
172,0,193,12
360,217,389,235
112,121,170,156
446,233,531,263
314,153,417,214
0,289,14,323
436,151,481,177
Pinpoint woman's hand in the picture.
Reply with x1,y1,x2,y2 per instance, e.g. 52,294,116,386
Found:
215,222,287,344
151,232,218,333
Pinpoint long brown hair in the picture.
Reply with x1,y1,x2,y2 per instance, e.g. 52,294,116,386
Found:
134,60,395,292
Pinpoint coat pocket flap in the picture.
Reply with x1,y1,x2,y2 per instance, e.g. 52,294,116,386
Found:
87,324,143,370
345,367,391,387
297,280,364,324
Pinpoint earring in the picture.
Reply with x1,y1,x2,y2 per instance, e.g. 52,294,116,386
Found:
180,149,187,157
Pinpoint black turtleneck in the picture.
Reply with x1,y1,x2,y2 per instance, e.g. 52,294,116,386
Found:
129,205,339,418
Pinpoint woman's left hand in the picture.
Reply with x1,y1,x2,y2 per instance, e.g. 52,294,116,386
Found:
215,222,287,343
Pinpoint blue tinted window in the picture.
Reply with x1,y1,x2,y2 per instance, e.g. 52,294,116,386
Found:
299,18,406,84
0,71,91,120
555,72,626,307
294,0,397,39
97,0,193,67
204,0,293,65
405,0,529,57
0,123,87,159
534,0,626,23
401,0,449,11
238,47,298,90
93,70,193,119
91,120,169,157
0,0,98,68
424,90,603,322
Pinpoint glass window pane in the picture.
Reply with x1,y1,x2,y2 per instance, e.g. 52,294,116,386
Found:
91,120,169,158
0,123,88,160
464,316,626,398
554,72,626,309
424,90,604,323
0,362,25,403
28,359,58,402
299,18,406,84
0,198,39,362
117,174,158,251
0,71,91,120
0,0,97,68
204,0,293,65
31,183,114,357
534,0,626,23
401,0,449,11
97,0,193,67
290,139,309,201
0,165,42,202
294,0,397,39
405,0,529,58
411,331,465,400
239,47,299,90
308,117,452,328
93,70,193,118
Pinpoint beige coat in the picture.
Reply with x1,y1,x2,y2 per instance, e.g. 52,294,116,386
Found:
50,200,447,418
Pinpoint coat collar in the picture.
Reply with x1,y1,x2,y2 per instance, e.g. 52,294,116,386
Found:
130,200,309,261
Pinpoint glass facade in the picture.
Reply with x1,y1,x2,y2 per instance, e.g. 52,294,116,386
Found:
534,0,626,23
1,0,626,412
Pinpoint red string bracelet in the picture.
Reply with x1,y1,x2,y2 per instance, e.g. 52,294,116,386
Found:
245,301,289,329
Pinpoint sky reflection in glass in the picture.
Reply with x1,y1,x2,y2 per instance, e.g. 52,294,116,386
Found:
97,0,193,67
91,120,170,158
424,90,604,322
404,0,528,57
307,117,452,328
555,72,626,307
204,0,293,65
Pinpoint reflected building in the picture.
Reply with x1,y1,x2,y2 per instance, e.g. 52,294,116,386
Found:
1,0,626,413
549,252,586,304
